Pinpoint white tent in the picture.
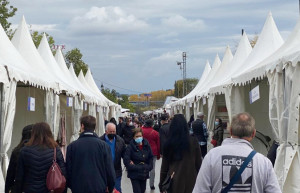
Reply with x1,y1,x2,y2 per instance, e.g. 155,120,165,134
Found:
10,16,65,161
232,12,284,85
175,60,211,105
209,32,252,95
0,16,61,189
233,16,300,192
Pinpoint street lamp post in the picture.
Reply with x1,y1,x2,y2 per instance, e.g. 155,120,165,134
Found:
176,52,187,97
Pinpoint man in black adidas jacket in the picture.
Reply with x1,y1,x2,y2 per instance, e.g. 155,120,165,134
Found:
66,115,116,193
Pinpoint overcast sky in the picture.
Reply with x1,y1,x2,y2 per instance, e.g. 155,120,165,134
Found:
9,0,299,94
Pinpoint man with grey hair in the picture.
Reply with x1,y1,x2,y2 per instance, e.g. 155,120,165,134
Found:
192,112,281,193
192,112,208,157
100,122,126,192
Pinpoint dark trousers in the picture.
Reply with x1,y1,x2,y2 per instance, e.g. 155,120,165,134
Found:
130,179,147,193
200,145,207,158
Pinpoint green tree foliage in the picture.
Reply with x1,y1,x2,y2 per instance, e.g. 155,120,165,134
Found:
101,87,135,112
31,31,57,55
101,88,118,103
0,0,17,33
31,31,55,48
118,94,135,112
65,48,88,76
174,78,198,98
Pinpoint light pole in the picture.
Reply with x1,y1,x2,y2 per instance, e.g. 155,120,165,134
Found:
176,52,187,97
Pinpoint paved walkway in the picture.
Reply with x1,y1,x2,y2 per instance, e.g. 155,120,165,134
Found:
121,158,162,193
67,158,162,193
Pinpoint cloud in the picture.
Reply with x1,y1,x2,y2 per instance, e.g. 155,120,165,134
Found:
161,15,206,32
149,50,183,62
68,6,149,35
10,24,57,32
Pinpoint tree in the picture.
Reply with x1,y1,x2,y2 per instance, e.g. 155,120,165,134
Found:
31,31,55,48
30,31,57,55
174,78,198,98
65,48,88,76
0,0,17,33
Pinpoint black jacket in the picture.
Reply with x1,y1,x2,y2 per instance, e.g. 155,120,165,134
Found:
212,126,224,146
66,132,116,193
14,145,66,193
116,122,125,136
192,119,207,143
121,124,135,144
159,122,170,155
123,139,153,180
100,134,126,177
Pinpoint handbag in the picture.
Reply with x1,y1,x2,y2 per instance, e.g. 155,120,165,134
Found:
210,139,217,147
46,148,66,193
221,150,257,193
161,171,175,192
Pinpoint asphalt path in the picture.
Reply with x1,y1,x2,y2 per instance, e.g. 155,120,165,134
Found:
67,158,162,193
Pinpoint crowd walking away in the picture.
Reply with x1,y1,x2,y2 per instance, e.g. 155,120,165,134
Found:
4,112,282,193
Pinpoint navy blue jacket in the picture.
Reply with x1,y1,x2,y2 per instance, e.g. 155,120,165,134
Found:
123,139,153,180
14,145,66,193
66,132,116,193
99,134,126,177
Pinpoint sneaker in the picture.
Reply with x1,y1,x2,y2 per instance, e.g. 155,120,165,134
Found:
150,186,155,190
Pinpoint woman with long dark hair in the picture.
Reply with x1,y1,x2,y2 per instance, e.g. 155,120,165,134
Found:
159,114,202,193
5,124,33,193
14,122,66,193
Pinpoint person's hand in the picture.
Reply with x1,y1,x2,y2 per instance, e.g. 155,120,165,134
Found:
130,160,134,165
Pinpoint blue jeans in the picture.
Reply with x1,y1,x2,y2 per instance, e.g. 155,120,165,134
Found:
115,176,122,192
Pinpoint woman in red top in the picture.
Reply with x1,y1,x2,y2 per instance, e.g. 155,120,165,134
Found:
141,119,160,190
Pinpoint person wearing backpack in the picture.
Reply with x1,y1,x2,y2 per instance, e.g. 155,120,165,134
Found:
14,122,66,193
192,112,281,193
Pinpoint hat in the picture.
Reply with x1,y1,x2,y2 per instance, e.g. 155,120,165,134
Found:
197,112,205,118
161,113,169,121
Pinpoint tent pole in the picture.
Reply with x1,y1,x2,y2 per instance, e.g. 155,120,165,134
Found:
0,83,3,174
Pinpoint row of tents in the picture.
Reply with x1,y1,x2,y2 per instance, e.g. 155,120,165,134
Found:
0,16,122,190
169,12,300,192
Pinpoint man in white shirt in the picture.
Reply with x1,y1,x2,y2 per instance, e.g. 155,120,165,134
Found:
192,112,281,193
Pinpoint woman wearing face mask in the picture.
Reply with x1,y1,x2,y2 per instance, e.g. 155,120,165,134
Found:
211,118,224,147
124,128,153,193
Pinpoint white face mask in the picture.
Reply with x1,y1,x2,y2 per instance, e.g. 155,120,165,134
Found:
129,122,133,126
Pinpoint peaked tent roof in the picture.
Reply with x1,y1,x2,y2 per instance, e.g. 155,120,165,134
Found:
68,65,99,104
209,32,252,94
78,70,107,106
199,46,233,97
181,60,211,104
38,34,78,96
0,22,39,86
11,16,58,91
84,69,120,107
232,12,284,85
248,17,300,77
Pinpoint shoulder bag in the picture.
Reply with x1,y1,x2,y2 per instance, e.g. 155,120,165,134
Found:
46,148,66,193
221,150,257,193
161,171,175,192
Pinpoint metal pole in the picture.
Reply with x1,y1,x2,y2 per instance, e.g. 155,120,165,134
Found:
182,52,187,96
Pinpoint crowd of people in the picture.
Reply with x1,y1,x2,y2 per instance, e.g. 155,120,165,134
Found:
4,112,282,193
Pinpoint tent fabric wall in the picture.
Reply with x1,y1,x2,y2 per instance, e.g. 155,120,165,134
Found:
224,85,246,123
270,63,300,192
0,81,17,178
70,96,83,143
97,107,105,136
207,95,216,131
